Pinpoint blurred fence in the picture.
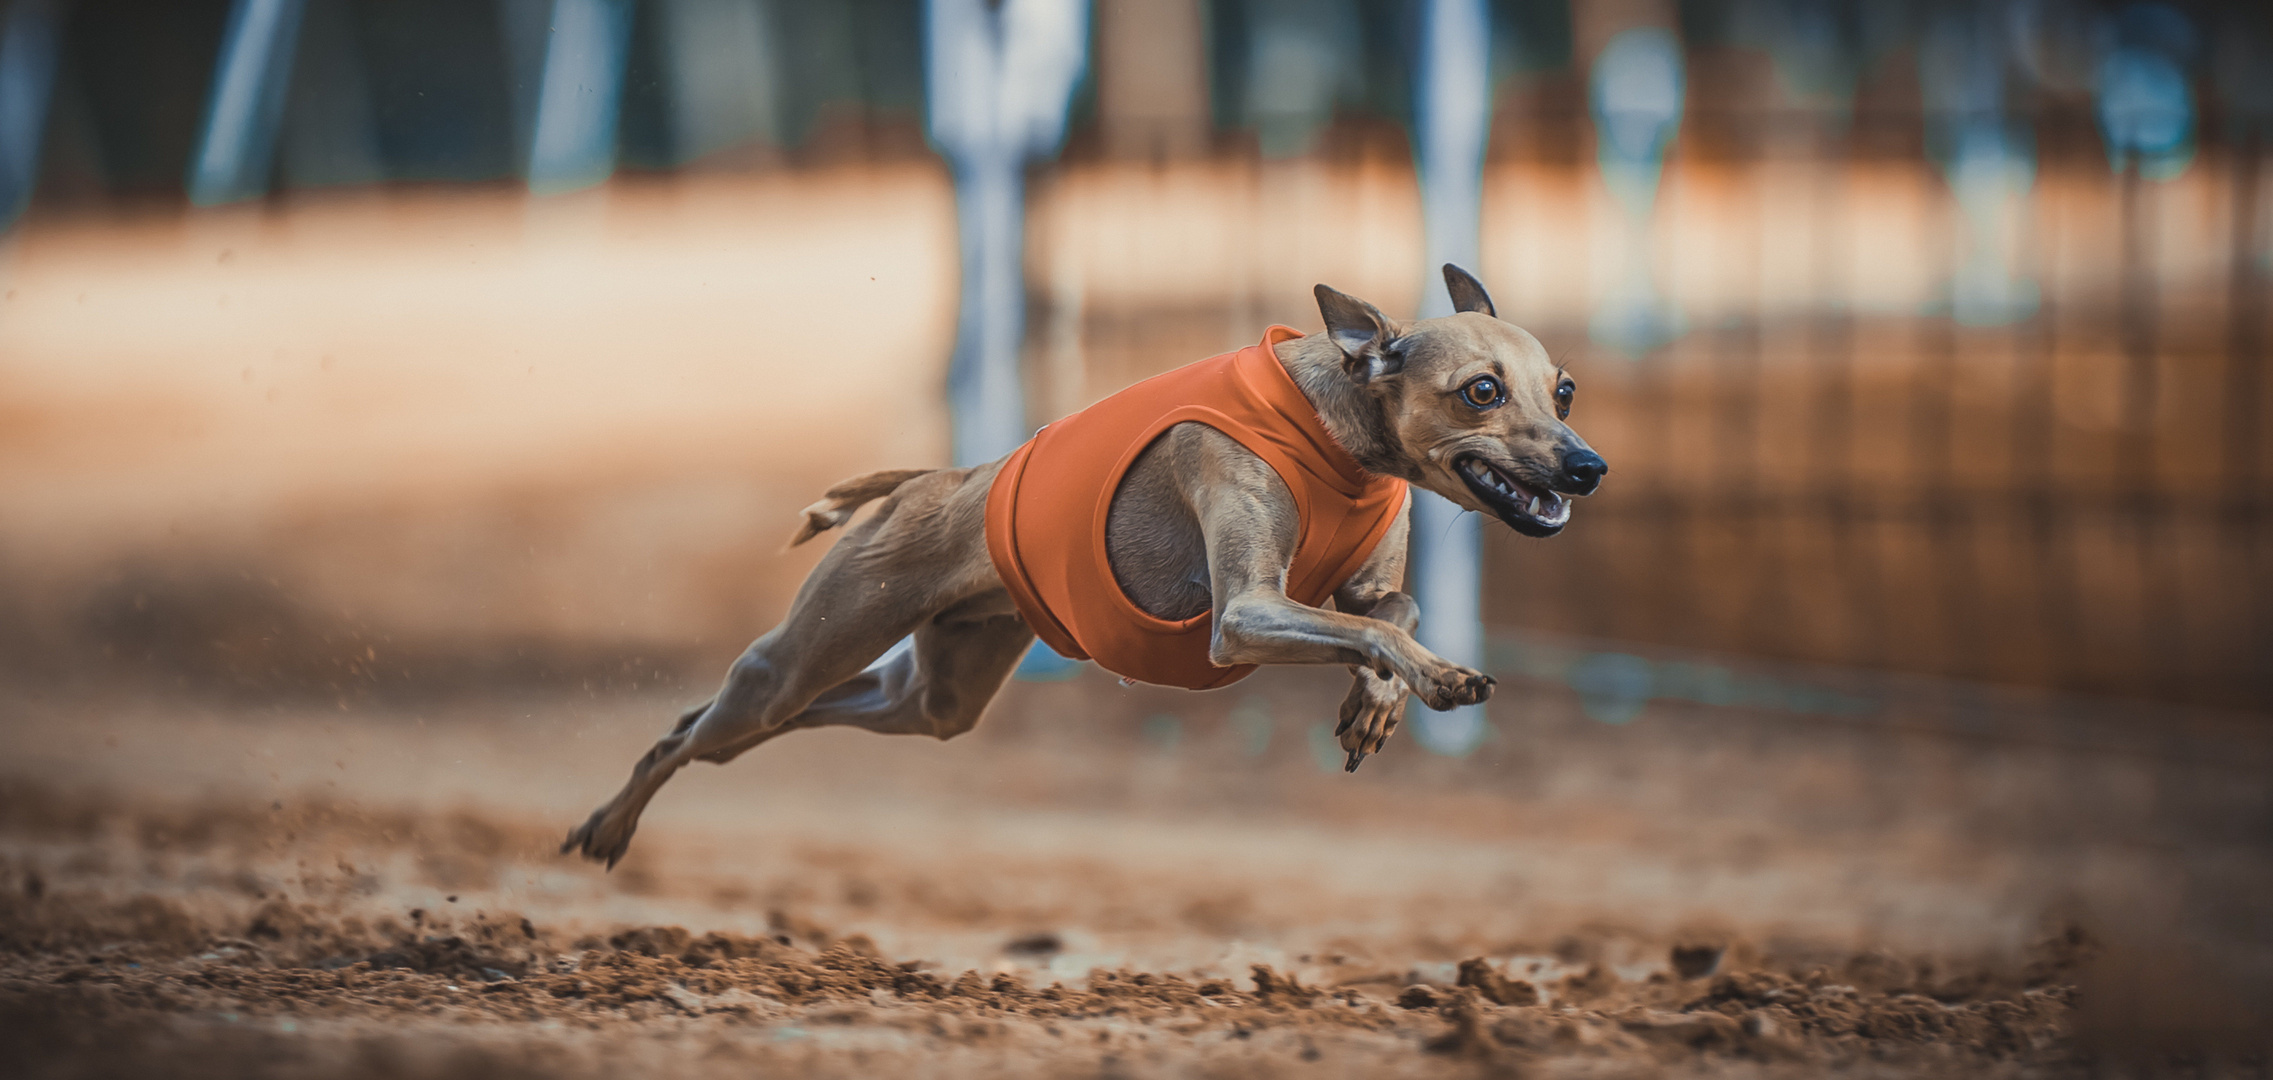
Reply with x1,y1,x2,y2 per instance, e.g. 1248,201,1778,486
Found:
1489,163,2267,713
1478,57,2269,713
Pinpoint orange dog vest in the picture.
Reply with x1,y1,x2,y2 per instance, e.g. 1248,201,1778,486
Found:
984,326,1409,690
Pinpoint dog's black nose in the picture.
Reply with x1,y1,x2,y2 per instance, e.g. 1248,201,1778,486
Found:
1558,449,1607,494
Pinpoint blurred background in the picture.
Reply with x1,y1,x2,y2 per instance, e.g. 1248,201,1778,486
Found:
2,0,2272,1064
1,0,2266,714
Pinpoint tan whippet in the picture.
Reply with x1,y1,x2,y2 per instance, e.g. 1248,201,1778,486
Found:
564,266,1605,867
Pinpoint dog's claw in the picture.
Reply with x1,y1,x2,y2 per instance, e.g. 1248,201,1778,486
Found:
562,807,634,871
1418,668,1495,709
1345,749,1366,772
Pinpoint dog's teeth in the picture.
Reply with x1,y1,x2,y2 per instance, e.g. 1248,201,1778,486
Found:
1528,496,1541,515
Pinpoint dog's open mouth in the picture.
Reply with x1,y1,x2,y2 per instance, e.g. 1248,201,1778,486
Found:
1455,454,1571,537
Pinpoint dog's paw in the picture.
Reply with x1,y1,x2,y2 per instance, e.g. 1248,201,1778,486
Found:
1411,664,1494,711
561,805,637,870
1335,670,1404,771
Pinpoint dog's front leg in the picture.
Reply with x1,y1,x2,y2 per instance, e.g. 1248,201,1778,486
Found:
1182,436,1490,741
1193,487,1490,712
1328,511,1421,769
1336,665,1406,771
1334,591,1420,769
1210,587,1491,710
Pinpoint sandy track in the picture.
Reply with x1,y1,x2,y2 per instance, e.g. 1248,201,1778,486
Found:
0,674,2262,1076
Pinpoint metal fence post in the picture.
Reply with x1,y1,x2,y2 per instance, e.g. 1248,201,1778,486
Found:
189,0,310,206
1405,0,1493,756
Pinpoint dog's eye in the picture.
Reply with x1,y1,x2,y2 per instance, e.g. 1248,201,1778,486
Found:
1461,377,1503,409
1555,381,1574,419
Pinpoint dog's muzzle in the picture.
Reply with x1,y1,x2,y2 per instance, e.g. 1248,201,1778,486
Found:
1454,454,1573,538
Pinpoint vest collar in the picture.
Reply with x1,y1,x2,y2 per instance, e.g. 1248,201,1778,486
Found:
1240,325,1384,496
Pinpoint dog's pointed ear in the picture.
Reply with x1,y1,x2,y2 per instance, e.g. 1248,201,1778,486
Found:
1442,263,1495,317
1314,284,1404,383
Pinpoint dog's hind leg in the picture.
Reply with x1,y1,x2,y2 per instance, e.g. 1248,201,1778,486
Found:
892,603,1036,740
562,465,1002,868
698,592,1034,754
560,608,926,868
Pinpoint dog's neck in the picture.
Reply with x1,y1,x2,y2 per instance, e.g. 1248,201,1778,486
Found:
1276,336,1412,481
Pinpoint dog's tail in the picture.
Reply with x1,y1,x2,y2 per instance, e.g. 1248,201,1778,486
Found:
789,468,937,547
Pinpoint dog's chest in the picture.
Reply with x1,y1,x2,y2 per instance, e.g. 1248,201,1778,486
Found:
1102,436,1215,622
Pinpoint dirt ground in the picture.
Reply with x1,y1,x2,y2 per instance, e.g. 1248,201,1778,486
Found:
4,664,2268,1080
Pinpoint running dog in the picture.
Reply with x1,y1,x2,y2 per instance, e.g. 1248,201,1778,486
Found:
564,265,1606,867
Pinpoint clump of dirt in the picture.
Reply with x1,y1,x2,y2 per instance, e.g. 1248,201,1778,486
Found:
1671,937,1728,979
1453,957,1538,1006
1681,967,2073,1056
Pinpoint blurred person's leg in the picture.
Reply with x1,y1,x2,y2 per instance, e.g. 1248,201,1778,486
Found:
525,0,633,193
0,0,59,227
188,0,307,205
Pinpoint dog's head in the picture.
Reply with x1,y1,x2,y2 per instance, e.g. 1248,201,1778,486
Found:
1315,265,1606,538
